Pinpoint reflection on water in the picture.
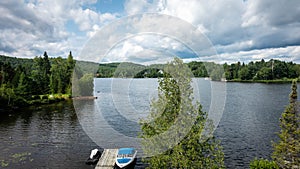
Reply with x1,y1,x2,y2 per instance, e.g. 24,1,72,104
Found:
0,101,97,169
0,79,298,168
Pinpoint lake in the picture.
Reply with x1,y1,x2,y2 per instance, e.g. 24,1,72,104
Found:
0,78,297,168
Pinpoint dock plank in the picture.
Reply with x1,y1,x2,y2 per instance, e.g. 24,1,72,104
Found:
95,149,118,169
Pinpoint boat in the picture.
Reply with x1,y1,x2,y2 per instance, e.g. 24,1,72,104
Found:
115,148,137,168
85,148,101,165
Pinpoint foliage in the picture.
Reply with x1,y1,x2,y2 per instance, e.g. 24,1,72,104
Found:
112,62,145,78
96,61,222,79
250,158,279,169
187,61,209,77
30,52,51,94
272,79,300,168
225,59,300,81
96,63,119,77
78,73,94,96
96,58,300,81
49,55,74,94
0,52,75,109
139,58,224,169
134,68,164,78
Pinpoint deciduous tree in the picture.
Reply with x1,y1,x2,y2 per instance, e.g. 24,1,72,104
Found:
140,58,224,168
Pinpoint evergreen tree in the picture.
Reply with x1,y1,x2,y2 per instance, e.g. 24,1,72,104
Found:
273,79,300,168
66,51,75,94
43,51,51,93
31,52,51,94
49,57,68,94
140,58,224,168
43,51,51,76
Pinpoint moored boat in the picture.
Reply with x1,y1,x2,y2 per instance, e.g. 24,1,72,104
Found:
115,148,137,168
85,148,101,165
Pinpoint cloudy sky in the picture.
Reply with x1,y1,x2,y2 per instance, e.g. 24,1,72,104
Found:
0,0,299,64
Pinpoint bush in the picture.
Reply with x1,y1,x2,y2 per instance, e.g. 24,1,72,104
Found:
250,158,279,169
31,95,40,100
41,95,48,100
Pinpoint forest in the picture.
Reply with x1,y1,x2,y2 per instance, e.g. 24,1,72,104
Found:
0,52,75,109
96,59,300,82
1,54,300,110
224,59,300,82
96,61,215,78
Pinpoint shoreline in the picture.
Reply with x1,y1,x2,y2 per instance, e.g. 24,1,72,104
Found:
226,79,297,84
94,77,298,84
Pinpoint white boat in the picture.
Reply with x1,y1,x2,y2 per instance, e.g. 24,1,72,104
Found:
115,148,137,168
85,148,101,165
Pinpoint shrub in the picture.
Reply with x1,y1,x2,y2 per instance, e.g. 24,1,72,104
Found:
41,95,48,100
250,158,279,169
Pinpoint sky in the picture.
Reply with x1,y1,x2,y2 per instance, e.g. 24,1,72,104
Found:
0,0,300,64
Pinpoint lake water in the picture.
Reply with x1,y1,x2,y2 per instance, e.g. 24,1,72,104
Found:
0,78,297,168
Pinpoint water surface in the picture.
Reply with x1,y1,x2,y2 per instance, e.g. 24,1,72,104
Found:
0,79,297,168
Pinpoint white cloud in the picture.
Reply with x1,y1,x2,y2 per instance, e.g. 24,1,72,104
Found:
121,0,300,63
1,0,299,64
124,0,152,15
209,46,300,64
0,0,119,58
242,0,300,27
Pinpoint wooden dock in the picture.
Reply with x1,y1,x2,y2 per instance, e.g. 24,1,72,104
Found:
95,149,118,169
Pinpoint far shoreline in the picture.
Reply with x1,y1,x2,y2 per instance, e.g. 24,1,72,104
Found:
94,77,298,84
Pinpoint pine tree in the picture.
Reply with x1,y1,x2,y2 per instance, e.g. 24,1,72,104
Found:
140,58,224,168
273,79,300,168
66,51,75,94
43,51,51,94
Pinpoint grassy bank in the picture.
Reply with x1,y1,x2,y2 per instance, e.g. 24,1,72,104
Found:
28,94,71,105
0,94,72,112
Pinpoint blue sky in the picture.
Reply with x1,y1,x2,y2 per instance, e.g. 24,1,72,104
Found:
0,0,299,64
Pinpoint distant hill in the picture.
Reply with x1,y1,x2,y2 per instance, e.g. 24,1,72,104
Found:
1,55,299,81
0,55,34,68
95,61,211,78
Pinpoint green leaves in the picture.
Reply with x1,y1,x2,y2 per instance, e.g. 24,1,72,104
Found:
272,79,300,168
225,59,300,81
250,158,279,169
0,52,75,109
139,57,224,168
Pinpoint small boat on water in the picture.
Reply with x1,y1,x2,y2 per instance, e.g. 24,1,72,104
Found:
115,148,137,168
85,148,101,165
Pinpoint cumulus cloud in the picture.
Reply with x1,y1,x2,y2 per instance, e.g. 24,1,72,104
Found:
122,0,300,63
242,0,300,27
79,13,215,64
102,34,198,64
0,0,299,64
206,46,300,64
0,0,118,58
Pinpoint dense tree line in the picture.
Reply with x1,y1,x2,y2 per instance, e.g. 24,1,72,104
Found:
96,61,216,79
0,52,75,109
224,59,300,81
96,59,300,81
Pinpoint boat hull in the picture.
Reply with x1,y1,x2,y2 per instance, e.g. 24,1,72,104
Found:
115,148,137,168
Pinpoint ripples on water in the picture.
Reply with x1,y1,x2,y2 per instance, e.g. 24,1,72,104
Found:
0,79,298,168
0,101,98,169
